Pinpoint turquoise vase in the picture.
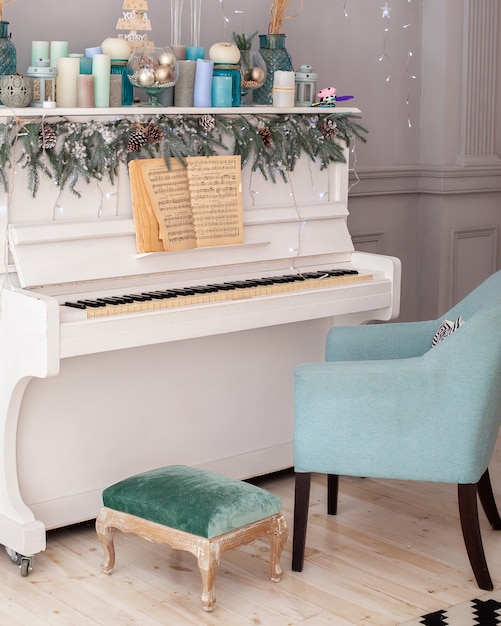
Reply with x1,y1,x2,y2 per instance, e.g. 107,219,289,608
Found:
0,21,16,76
252,34,293,105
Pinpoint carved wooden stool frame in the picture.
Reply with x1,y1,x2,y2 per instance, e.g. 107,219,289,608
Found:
95,506,288,611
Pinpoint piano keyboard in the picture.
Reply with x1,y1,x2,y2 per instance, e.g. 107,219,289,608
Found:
62,269,372,318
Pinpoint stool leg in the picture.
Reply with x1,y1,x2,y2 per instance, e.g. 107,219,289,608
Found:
95,509,117,574
268,513,288,582
196,542,220,612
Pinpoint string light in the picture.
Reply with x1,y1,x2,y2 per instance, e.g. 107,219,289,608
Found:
404,0,416,128
379,2,392,83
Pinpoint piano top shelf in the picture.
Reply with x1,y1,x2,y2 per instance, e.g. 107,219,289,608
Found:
0,105,361,120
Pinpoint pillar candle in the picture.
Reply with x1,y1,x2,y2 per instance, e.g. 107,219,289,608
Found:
174,60,196,107
31,41,49,66
185,46,205,61
193,58,213,107
211,75,232,107
76,75,94,107
56,56,79,107
109,74,122,107
85,46,103,58
50,41,69,68
92,54,111,108
273,70,295,108
170,45,186,61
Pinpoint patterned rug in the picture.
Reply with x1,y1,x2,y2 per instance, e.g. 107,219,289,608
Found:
399,589,501,625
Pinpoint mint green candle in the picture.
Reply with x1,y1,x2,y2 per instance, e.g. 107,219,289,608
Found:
92,53,111,107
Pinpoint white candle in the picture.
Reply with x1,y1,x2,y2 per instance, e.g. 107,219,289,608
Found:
76,75,95,108
56,56,79,107
273,70,295,108
92,53,111,108
31,41,49,66
50,41,69,68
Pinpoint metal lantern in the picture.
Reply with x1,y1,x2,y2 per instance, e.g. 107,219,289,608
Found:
26,58,57,106
294,64,318,107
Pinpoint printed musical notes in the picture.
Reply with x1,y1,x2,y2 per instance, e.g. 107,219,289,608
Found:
128,156,244,253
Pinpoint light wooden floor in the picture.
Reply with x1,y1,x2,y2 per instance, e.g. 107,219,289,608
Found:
3,440,501,625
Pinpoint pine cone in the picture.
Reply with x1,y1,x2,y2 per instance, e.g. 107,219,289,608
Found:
258,127,272,148
199,114,216,132
39,125,57,150
320,119,338,140
127,127,147,152
146,122,164,144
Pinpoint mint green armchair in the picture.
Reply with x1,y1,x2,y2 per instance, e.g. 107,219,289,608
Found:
292,271,501,589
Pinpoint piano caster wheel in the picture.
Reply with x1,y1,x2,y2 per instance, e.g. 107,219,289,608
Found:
20,556,33,577
5,547,33,576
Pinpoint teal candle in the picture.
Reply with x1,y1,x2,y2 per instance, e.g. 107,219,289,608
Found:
31,41,49,66
211,75,232,107
79,57,93,74
186,46,205,61
92,53,111,107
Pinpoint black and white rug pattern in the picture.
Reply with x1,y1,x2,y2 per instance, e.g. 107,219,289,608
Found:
399,589,501,625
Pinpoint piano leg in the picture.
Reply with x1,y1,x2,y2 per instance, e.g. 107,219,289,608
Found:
0,288,60,559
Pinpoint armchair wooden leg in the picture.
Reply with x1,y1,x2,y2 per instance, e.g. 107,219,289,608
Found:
458,482,493,591
477,469,501,530
327,474,339,515
292,472,311,572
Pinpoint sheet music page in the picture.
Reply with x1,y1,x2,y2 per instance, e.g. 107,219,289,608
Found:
186,156,244,248
128,160,165,253
135,158,196,251
129,156,243,253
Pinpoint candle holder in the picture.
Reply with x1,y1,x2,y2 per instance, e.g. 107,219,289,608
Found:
294,64,318,107
26,58,57,106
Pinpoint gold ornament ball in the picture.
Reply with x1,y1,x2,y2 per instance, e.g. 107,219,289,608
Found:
250,66,265,84
154,66,173,84
158,50,176,67
137,68,155,86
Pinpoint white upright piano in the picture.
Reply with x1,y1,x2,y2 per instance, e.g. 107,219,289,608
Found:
0,106,400,566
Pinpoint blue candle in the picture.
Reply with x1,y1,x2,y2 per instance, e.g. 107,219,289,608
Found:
211,75,232,107
193,59,214,107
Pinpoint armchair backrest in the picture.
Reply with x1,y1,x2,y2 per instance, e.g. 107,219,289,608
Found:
445,270,501,322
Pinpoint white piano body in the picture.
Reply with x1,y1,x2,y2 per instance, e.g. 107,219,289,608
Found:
0,107,400,559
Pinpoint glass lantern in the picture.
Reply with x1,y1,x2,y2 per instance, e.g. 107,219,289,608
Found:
294,64,318,107
26,58,57,106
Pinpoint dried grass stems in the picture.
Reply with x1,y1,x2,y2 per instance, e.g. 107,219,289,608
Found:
0,0,15,22
268,0,304,35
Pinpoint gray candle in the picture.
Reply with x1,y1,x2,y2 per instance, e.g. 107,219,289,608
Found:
174,60,196,107
109,74,122,107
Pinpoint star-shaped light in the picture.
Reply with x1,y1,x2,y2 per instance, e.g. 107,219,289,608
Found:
381,2,391,19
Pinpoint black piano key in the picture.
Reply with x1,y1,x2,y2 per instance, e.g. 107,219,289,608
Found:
127,294,153,302
64,301,87,309
76,299,106,308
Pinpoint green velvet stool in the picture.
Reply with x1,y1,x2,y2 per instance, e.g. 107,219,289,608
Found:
95,465,288,611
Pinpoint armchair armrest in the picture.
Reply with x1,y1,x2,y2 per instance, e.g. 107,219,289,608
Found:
325,320,438,362
294,335,500,485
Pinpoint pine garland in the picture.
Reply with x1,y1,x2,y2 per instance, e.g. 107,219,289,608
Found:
0,112,367,198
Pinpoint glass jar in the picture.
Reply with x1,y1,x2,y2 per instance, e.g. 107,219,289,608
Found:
253,34,293,106
213,63,241,107
0,21,16,76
